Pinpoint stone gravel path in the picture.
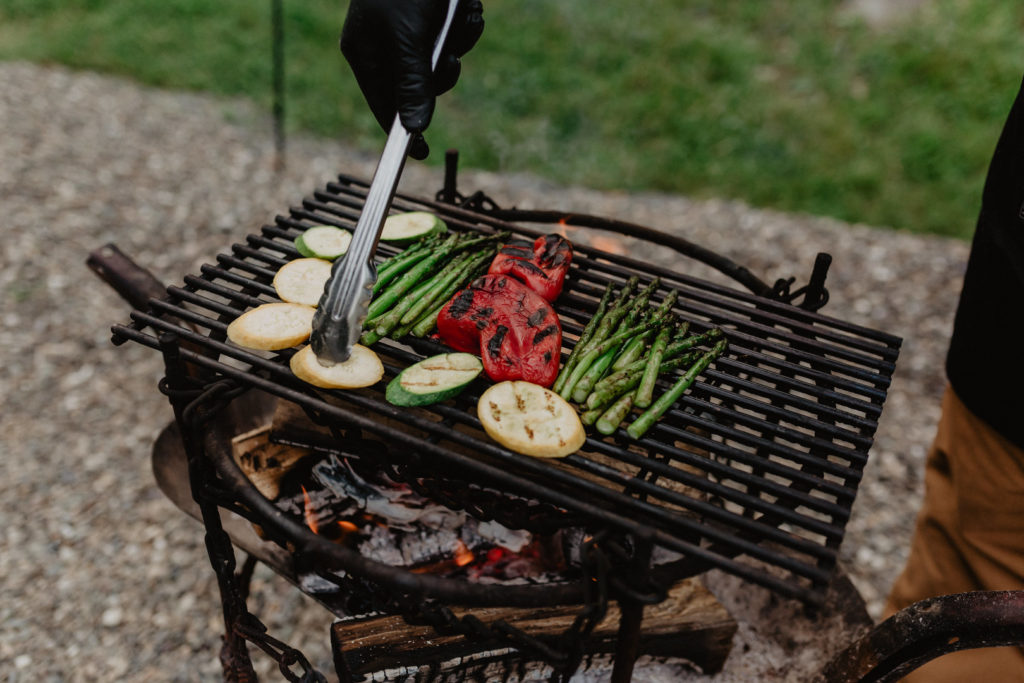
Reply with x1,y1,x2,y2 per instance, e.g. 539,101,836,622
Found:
0,61,971,681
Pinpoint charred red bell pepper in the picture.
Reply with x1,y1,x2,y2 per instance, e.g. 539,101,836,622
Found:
487,234,572,302
437,274,562,387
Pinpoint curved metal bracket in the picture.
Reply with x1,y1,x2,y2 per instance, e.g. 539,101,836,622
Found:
821,590,1024,682
435,149,833,311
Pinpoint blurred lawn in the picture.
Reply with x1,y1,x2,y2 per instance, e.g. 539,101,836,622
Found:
3,0,1023,239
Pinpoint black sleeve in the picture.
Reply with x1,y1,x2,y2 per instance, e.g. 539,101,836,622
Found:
945,75,1024,450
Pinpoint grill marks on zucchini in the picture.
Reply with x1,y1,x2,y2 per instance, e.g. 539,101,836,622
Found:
385,353,483,407
476,381,585,458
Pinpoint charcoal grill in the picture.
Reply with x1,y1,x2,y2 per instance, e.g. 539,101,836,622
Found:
106,156,901,681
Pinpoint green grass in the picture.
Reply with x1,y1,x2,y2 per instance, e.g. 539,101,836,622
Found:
3,0,1023,239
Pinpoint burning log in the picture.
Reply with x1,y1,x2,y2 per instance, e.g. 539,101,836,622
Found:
332,576,737,678
231,424,312,500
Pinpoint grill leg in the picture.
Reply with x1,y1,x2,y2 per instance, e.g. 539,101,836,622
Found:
610,536,655,683
160,334,258,682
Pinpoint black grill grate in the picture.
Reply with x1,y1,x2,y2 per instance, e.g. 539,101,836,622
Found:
113,173,901,606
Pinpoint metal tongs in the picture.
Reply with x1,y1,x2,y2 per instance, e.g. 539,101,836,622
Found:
311,0,461,365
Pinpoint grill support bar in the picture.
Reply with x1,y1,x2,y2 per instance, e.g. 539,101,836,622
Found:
159,334,258,682
159,333,327,682
611,534,656,683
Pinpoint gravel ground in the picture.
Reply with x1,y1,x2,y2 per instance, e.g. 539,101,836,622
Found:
0,61,971,681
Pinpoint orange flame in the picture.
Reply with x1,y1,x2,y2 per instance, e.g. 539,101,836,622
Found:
302,486,319,535
338,520,358,534
591,235,626,255
454,540,474,567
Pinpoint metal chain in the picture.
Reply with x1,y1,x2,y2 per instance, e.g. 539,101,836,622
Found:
234,613,327,683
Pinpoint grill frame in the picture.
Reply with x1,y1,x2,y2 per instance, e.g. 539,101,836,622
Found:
113,172,901,608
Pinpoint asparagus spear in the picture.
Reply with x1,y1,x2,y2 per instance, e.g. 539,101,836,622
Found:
665,326,722,354
626,338,728,440
408,258,491,337
368,272,443,340
452,230,509,254
571,344,621,403
553,282,614,394
562,278,659,400
585,351,699,413
610,277,660,337
392,252,492,338
610,329,652,372
367,234,458,319
580,406,603,426
634,325,672,409
596,393,634,435
373,234,443,294
590,326,699,396
556,277,638,391
559,316,664,400
577,277,639,353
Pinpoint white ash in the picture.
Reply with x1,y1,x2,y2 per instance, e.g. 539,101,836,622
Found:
477,519,532,553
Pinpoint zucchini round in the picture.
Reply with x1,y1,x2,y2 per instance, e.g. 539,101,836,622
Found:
386,353,483,406
290,344,384,389
381,211,447,245
477,381,586,458
273,257,332,307
226,302,315,351
295,226,352,260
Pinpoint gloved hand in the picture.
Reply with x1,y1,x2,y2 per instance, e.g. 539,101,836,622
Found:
341,0,484,160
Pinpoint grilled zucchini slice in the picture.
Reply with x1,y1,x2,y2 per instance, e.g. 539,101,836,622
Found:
386,353,483,406
290,344,384,389
477,381,586,458
226,302,315,351
273,257,332,307
381,211,446,245
294,226,352,260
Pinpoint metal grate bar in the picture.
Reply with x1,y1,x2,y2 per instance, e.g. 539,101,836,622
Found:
131,299,845,561
111,175,902,604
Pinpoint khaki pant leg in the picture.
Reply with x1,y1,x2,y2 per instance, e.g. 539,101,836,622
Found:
883,387,1024,682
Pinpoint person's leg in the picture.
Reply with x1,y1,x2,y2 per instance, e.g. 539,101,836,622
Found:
884,386,1024,682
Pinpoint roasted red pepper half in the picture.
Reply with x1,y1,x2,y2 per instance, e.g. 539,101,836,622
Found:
437,274,562,387
487,234,573,302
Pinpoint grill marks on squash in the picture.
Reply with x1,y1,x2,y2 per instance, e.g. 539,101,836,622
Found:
476,381,585,458
386,353,483,406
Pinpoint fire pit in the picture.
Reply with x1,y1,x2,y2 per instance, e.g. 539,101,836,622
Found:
102,156,902,681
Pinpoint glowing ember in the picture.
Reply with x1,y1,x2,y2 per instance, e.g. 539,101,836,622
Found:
454,540,474,567
338,520,358,533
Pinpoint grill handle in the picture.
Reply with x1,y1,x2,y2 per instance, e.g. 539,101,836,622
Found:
87,243,167,312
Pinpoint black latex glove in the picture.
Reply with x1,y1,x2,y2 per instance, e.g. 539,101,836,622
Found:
341,0,484,160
